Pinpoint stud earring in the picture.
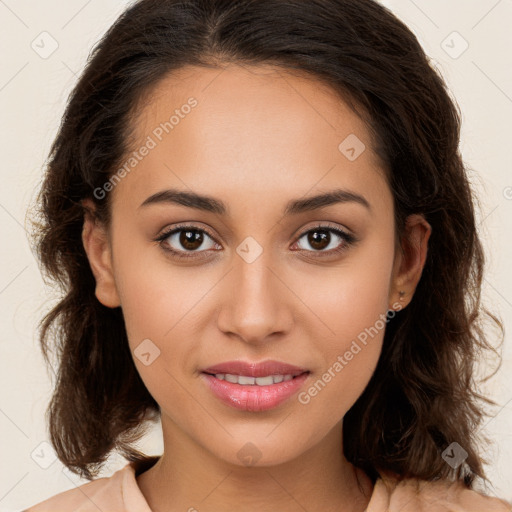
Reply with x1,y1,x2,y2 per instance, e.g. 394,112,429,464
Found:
399,290,405,301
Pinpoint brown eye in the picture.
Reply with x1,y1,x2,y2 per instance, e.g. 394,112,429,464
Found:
178,229,205,251
305,229,331,251
156,224,219,259
295,225,355,254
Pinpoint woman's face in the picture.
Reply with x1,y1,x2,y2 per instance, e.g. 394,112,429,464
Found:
84,63,429,467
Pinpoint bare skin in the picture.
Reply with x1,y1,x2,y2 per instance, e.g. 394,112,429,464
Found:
81,63,431,512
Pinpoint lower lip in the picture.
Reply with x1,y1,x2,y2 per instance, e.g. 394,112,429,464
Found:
201,372,310,412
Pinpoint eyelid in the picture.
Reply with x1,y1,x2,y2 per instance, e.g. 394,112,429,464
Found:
294,221,352,239
154,222,221,249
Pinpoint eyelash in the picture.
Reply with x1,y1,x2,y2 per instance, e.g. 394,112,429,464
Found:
153,222,357,261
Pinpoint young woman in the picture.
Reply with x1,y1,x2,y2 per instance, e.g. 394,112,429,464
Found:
25,0,511,510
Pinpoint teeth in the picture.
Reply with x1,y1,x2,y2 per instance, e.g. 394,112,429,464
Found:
213,373,296,385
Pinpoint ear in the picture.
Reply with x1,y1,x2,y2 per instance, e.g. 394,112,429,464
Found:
389,214,431,311
81,198,121,308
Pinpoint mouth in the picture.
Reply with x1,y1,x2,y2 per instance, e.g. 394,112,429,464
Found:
200,361,311,411
201,359,310,379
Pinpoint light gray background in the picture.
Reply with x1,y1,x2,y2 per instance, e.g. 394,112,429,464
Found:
0,0,511,510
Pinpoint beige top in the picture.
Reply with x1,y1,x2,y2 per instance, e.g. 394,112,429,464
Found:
24,458,512,512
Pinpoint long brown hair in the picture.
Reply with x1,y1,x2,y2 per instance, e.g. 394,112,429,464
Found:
29,0,503,486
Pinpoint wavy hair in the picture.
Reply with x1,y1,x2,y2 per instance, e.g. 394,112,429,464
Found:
29,0,503,485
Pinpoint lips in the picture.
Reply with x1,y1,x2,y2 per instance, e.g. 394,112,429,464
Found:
201,360,309,378
200,360,311,411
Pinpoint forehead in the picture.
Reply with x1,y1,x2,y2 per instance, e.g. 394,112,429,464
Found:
132,63,376,155
112,63,391,216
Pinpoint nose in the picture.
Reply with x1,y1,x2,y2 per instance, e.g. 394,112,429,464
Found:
216,250,293,346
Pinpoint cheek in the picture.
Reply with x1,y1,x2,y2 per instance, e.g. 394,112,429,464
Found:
297,299,387,430
296,245,394,414
112,233,202,342
111,241,212,394
297,236,394,347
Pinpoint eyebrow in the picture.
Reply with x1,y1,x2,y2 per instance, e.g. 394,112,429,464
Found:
139,188,371,215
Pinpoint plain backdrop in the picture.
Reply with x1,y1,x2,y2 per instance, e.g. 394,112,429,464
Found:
0,0,511,510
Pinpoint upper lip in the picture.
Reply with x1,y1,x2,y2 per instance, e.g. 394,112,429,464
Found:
202,360,309,378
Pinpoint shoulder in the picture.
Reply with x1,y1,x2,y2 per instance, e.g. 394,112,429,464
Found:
367,471,512,512
23,458,157,512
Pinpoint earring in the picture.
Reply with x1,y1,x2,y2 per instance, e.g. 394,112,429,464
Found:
399,290,405,301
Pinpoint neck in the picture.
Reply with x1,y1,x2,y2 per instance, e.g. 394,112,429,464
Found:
137,416,374,512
